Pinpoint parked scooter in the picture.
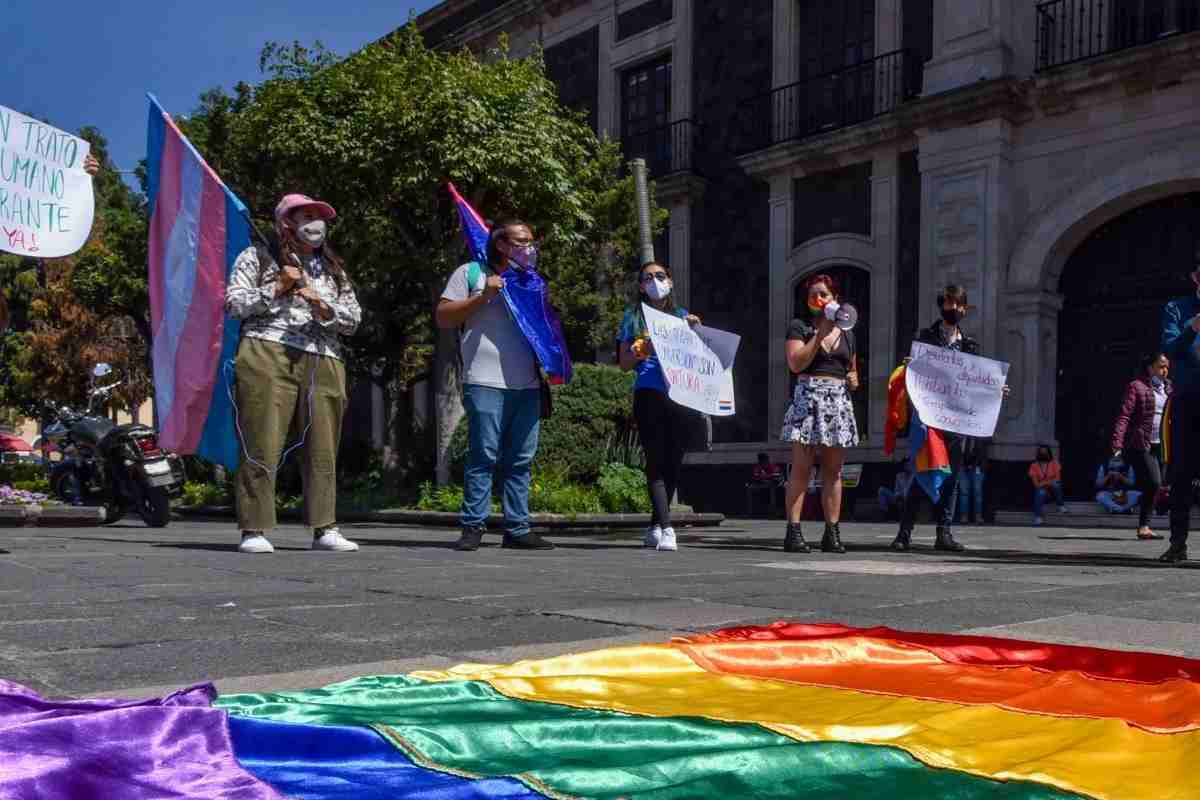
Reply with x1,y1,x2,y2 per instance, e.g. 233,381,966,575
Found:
42,364,185,527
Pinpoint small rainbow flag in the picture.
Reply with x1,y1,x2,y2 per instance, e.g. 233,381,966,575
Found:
3,622,1197,799
885,363,951,500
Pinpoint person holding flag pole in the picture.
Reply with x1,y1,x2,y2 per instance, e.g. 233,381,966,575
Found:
223,195,363,554
145,95,360,555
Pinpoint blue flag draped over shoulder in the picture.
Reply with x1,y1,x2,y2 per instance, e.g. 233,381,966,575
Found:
448,183,573,384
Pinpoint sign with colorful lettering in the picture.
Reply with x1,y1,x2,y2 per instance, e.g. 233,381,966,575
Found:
643,303,740,416
906,341,1009,437
0,105,94,258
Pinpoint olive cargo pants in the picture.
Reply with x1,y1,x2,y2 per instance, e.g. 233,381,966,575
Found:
234,337,346,531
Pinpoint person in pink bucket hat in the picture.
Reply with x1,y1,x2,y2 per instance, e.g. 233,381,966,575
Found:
224,194,361,554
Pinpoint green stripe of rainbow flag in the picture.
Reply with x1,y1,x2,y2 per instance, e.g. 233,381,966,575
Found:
213,622,1200,800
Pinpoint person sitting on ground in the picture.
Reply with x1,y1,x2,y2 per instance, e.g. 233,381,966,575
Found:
1029,445,1067,526
1094,455,1141,515
878,459,913,520
750,453,784,486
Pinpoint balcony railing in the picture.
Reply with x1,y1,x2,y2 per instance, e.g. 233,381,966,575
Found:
1036,0,1200,71
621,118,701,178
735,49,921,155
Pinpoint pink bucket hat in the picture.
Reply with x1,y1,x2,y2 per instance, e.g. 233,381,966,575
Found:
274,193,336,230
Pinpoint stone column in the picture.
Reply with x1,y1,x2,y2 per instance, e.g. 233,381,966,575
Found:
993,289,1063,460
918,119,1016,357
767,173,793,438
596,15,615,138
771,0,798,89
923,0,1014,94
668,199,692,307
867,154,900,444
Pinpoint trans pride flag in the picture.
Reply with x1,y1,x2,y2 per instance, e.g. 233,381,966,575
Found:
448,183,572,384
146,95,246,471
4,623,1199,799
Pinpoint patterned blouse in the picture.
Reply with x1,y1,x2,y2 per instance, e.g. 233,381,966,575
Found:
224,245,361,360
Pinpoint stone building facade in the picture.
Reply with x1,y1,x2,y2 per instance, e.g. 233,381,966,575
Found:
415,0,1200,511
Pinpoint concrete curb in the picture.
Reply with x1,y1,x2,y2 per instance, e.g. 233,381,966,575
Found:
176,505,725,530
0,506,29,527
0,505,106,527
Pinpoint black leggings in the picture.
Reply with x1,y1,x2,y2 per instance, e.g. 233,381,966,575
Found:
634,389,688,528
1126,447,1164,528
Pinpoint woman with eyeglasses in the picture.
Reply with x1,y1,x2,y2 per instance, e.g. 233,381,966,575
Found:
618,262,700,552
780,273,860,554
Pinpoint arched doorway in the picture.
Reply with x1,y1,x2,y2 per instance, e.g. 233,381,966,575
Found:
1056,192,1200,499
792,265,871,433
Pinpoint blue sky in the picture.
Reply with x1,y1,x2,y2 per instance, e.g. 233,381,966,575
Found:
1,1,438,186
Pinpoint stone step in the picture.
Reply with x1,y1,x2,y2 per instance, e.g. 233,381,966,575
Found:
993,508,1198,530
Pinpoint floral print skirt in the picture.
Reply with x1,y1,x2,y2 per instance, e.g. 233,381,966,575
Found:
780,378,859,448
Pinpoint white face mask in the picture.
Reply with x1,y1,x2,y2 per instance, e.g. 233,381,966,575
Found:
644,276,671,301
293,219,327,247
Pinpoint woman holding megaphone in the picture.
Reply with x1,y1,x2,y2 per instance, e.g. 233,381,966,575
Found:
780,273,860,554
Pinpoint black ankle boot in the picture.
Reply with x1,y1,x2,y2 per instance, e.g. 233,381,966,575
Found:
890,529,912,552
1159,543,1189,563
935,526,965,552
783,522,811,553
821,522,846,554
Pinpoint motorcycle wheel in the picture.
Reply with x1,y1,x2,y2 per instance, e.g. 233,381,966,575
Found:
138,486,172,528
53,470,126,525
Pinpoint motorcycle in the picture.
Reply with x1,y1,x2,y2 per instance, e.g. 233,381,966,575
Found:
42,363,185,527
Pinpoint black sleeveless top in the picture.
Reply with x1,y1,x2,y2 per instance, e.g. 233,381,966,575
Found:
786,318,855,379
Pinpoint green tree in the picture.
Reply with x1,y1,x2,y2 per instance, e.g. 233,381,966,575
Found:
200,25,664,482
0,128,153,419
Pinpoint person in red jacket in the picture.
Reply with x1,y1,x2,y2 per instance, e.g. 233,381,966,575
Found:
1111,352,1172,540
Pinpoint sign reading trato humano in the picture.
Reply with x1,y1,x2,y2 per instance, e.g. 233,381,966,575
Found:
0,104,95,258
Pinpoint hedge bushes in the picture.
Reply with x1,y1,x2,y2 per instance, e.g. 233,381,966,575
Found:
450,364,642,484
416,462,649,515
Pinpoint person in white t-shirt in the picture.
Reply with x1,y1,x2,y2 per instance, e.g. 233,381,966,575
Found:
436,219,554,552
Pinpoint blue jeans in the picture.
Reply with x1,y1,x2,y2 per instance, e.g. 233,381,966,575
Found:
956,467,984,521
1097,490,1142,514
461,385,541,536
1032,482,1065,518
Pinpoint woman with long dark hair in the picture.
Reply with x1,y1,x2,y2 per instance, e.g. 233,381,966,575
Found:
618,262,700,552
225,194,361,554
780,273,860,553
1112,352,1172,540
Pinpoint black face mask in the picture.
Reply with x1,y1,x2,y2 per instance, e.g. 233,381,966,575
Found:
941,308,963,325
1037,452,1051,463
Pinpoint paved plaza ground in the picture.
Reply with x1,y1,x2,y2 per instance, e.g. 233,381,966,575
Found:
1,518,1196,698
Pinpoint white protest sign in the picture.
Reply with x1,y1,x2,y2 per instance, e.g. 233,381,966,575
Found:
643,303,740,416
0,105,94,258
906,341,1009,437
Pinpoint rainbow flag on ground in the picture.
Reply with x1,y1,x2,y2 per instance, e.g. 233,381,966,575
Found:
145,94,247,471
2,622,1197,799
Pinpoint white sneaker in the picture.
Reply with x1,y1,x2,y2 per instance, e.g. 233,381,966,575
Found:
656,527,678,551
1057,505,1068,514
313,527,359,552
643,525,662,548
238,532,274,554
1032,516,1044,527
